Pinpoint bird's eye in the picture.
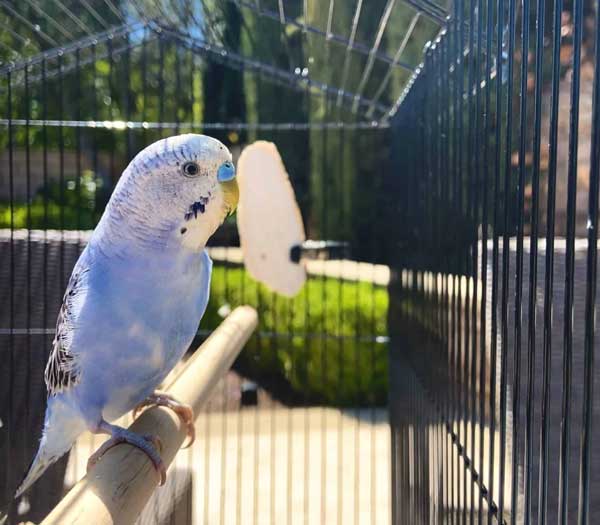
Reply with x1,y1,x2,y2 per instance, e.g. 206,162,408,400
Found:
182,162,200,177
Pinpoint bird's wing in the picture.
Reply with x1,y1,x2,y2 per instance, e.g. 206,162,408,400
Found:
44,255,91,397
197,249,213,319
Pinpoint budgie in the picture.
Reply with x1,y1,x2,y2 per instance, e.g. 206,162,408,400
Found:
15,134,238,497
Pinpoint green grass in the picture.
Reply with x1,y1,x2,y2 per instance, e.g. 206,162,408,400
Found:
203,265,389,407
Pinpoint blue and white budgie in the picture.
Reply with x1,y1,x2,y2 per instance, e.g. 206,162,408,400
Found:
15,134,238,497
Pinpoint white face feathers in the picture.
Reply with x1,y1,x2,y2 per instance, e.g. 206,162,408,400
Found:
96,134,238,253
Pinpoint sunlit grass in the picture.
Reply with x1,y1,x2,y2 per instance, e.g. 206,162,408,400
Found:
204,265,389,407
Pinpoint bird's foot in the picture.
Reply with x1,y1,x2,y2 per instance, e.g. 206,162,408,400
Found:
87,426,166,485
133,391,195,448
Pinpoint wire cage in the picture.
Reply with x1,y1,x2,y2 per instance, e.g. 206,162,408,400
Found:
0,1,445,524
2,0,600,524
390,0,600,524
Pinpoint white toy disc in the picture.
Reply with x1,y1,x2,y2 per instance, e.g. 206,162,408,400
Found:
236,141,306,297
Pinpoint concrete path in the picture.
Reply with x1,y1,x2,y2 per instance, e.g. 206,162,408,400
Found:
65,407,391,525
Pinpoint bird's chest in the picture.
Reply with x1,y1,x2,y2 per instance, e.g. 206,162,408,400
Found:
81,259,207,420
119,272,202,369
89,257,205,380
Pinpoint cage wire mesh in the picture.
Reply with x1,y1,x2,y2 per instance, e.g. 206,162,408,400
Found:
390,0,600,523
0,1,448,524
4,0,600,524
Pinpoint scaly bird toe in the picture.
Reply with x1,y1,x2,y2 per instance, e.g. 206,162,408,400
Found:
87,425,166,485
133,391,196,448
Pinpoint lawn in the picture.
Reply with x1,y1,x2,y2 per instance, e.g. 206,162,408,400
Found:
204,265,389,407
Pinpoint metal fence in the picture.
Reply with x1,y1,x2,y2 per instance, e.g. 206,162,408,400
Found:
389,0,600,523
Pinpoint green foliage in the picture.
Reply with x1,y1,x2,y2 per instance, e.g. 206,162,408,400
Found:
0,173,104,229
202,265,389,406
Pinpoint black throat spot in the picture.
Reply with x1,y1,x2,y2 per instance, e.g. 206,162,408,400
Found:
184,197,209,221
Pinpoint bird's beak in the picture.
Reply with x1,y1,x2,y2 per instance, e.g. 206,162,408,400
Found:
217,161,236,182
217,161,239,216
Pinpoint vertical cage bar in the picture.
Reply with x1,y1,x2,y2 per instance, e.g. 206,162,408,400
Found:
442,30,451,524
75,48,82,232
421,51,430,524
457,2,467,521
524,0,545,520
141,30,148,144
174,44,181,135
107,37,115,187
537,0,562,519
91,44,99,217
479,0,494,517
466,0,477,520
320,109,328,525
512,0,532,519
413,93,419,524
455,1,466,519
488,0,504,518
558,0,584,521
158,36,165,134
124,43,132,158
336,122,345,525
429,50,435,523
42,56,49,362
304,79,312,525
451,6,460,522
499,0,518,520
433,41,442,523
445,24,457,524
24,62,32,494
472,0,484,519
58,53,65,287
6,68,15,516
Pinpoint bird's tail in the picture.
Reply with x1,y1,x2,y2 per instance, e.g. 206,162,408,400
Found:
15,397,86,499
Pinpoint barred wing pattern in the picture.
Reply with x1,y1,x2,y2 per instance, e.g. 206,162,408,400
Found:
44,264,90,397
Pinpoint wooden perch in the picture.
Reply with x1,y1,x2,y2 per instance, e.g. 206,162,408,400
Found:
41,305,258,525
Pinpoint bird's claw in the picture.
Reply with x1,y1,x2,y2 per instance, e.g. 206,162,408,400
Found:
87,432,166,486
143,435,167,485
133,392,196,448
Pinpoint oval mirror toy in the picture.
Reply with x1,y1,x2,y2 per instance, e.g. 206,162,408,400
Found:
236,141,307,297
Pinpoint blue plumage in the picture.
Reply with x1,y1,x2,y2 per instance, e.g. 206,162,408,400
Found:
16,134,237,497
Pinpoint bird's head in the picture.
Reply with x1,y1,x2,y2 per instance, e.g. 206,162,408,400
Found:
99,134,238,252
